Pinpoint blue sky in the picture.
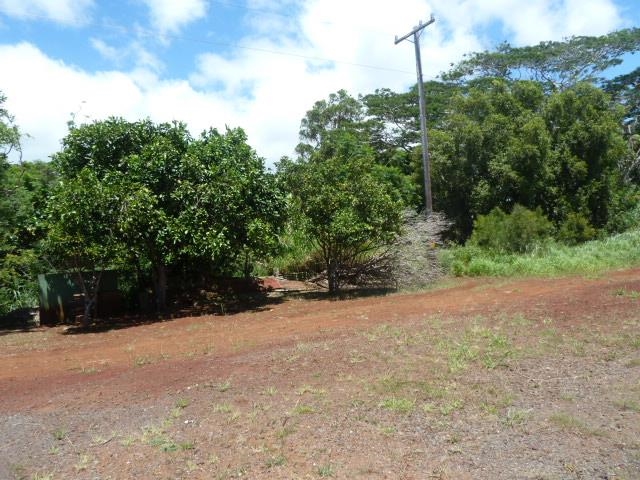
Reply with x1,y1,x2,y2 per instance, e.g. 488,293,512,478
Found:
1,0,639,166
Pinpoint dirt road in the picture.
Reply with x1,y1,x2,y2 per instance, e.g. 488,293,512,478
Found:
1,270,639,479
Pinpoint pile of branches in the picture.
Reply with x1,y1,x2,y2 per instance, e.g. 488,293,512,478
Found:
389,210,450,289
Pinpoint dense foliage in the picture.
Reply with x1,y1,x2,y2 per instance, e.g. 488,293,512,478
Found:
468,205,554,254
1,93,58,315
281,99,404,292
47,118,286,312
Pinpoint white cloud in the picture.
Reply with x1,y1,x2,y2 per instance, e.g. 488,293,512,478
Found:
90,38,164,74
0,42,243,162
141,0,208,34
0,0,631,166
428,0,623,46
90,38,120,62
0,0,94,26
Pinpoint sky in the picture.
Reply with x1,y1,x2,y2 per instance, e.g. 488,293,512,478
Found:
1,0,639,167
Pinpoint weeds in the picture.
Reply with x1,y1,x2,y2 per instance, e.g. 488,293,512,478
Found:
503,408,530,427
266,455,287,468
293,404,316,415
276,425,296,440
549,412,601,436
263,386,278,396
613,288,640,299
133,355,152,367
74,454,91,472
32,473,54,480
217,379,232,392
317,463,335,477
212,402,233,414
52,428,67,441
379,397,415,414
614,399,640,412
439,399,464,416
447,341,477,373
379,425,397,436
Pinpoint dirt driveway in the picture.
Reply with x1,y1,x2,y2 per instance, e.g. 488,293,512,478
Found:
1,270,639,479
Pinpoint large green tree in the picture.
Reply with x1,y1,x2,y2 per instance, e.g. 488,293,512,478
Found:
604,66,640,183
48,118,285,312
429,80,628,241
281,132,403,292
284,92,404,292
444,28,640,91
44,169,124,323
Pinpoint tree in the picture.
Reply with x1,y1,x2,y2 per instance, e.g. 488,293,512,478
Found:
362,81,460,175
0,91,21,162
542,82,628,228
282,130,403,293
44,169,124,324
296,89,368,160
48,118,285,313
604,67,640,183
429,79,628,241
297,89,424,208
0,161,57,316
443,28,640,91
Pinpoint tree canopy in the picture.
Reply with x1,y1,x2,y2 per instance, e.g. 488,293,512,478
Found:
443,28,640,91
281,96,404,292
47,118,286,311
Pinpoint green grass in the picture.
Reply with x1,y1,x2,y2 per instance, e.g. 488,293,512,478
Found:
317,463,335,477
442,229,640,277
614,399,640,412
379,397,415,414
52,428,68,441
549,412,599,435
293,404,316,415
265,455,287,468
503,408,530,427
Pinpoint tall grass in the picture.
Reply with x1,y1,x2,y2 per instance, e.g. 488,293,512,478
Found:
257,228,321,278
441,229,640,277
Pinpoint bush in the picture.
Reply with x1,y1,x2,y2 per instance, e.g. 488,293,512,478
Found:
468,204,554,253
0,249,41,316
557,212,597,245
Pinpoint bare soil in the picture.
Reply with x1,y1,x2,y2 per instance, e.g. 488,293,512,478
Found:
1,270,639,479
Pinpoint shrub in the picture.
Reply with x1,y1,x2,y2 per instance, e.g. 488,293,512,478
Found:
557,212,597,245
468,205,554,253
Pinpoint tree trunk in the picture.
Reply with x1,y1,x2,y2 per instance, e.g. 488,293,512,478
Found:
152,263,168,312
327,258,339,293
76,270,102,327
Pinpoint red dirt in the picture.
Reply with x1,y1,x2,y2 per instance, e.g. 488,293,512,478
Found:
1,270,639,479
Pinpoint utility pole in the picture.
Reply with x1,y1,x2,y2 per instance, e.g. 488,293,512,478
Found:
395,14,435,215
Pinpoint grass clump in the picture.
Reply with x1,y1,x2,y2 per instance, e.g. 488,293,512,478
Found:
317,463,335,477
293,404,316,415
549,412,601,436
442,229,640,277
379,397,415,414
503,408,530,427
266,455,287,468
